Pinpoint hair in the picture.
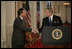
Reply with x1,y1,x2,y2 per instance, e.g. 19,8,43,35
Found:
46,7,53,13
17,8,26,16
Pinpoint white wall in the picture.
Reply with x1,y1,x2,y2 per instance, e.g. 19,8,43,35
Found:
1,1,7,48
1,1,15,48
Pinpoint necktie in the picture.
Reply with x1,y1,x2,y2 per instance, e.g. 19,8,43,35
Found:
49,18,52,26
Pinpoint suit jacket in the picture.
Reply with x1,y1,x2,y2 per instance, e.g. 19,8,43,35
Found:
38,15,63,33
12,16,32,48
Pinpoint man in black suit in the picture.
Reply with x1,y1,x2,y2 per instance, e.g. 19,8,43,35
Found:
38,7,63,33
12,8,37,48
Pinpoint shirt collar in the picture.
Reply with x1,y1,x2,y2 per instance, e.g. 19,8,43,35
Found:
49,14,53,21
19,16,23,20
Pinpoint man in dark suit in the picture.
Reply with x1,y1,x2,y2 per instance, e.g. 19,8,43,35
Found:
38,7,63,33
12,8,36,48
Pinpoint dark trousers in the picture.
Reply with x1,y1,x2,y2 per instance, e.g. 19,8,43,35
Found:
12,39,27,48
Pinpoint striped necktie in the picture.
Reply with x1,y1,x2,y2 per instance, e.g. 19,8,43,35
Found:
49,18,52,26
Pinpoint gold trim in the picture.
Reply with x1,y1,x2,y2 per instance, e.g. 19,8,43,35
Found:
52,29,63,40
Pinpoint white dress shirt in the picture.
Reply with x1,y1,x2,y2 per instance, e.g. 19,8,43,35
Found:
49,14,53,21
19,16,23,20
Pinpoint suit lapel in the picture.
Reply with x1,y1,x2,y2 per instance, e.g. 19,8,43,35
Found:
18,17,23,24
47,17,50,26
52,15,56,25
47,17,49,23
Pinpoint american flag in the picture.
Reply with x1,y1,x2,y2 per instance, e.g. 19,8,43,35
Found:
25,11,31,28
37,1,40,28
23,1,31,28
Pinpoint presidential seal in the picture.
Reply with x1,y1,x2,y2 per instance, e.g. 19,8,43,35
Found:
52,29,63,40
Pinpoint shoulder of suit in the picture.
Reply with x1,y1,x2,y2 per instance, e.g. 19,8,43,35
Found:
14,16,21,22
43,15,61,20
43,17,48,20
53,15,61,18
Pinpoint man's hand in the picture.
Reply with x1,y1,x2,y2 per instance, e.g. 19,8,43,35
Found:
33,28,37,34
32,28,38,33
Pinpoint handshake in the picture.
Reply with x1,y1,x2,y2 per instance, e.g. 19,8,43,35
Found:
32,28,39,34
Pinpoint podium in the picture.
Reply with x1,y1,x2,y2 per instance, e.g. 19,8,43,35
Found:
42,26,71,46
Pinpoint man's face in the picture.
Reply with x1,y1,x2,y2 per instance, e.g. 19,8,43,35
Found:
21,10,27,17
45,9,52,17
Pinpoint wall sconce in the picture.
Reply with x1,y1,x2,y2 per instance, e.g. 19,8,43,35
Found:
63,2,70,6
23,1,26,5
63,2,71,24
22,1,26,8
